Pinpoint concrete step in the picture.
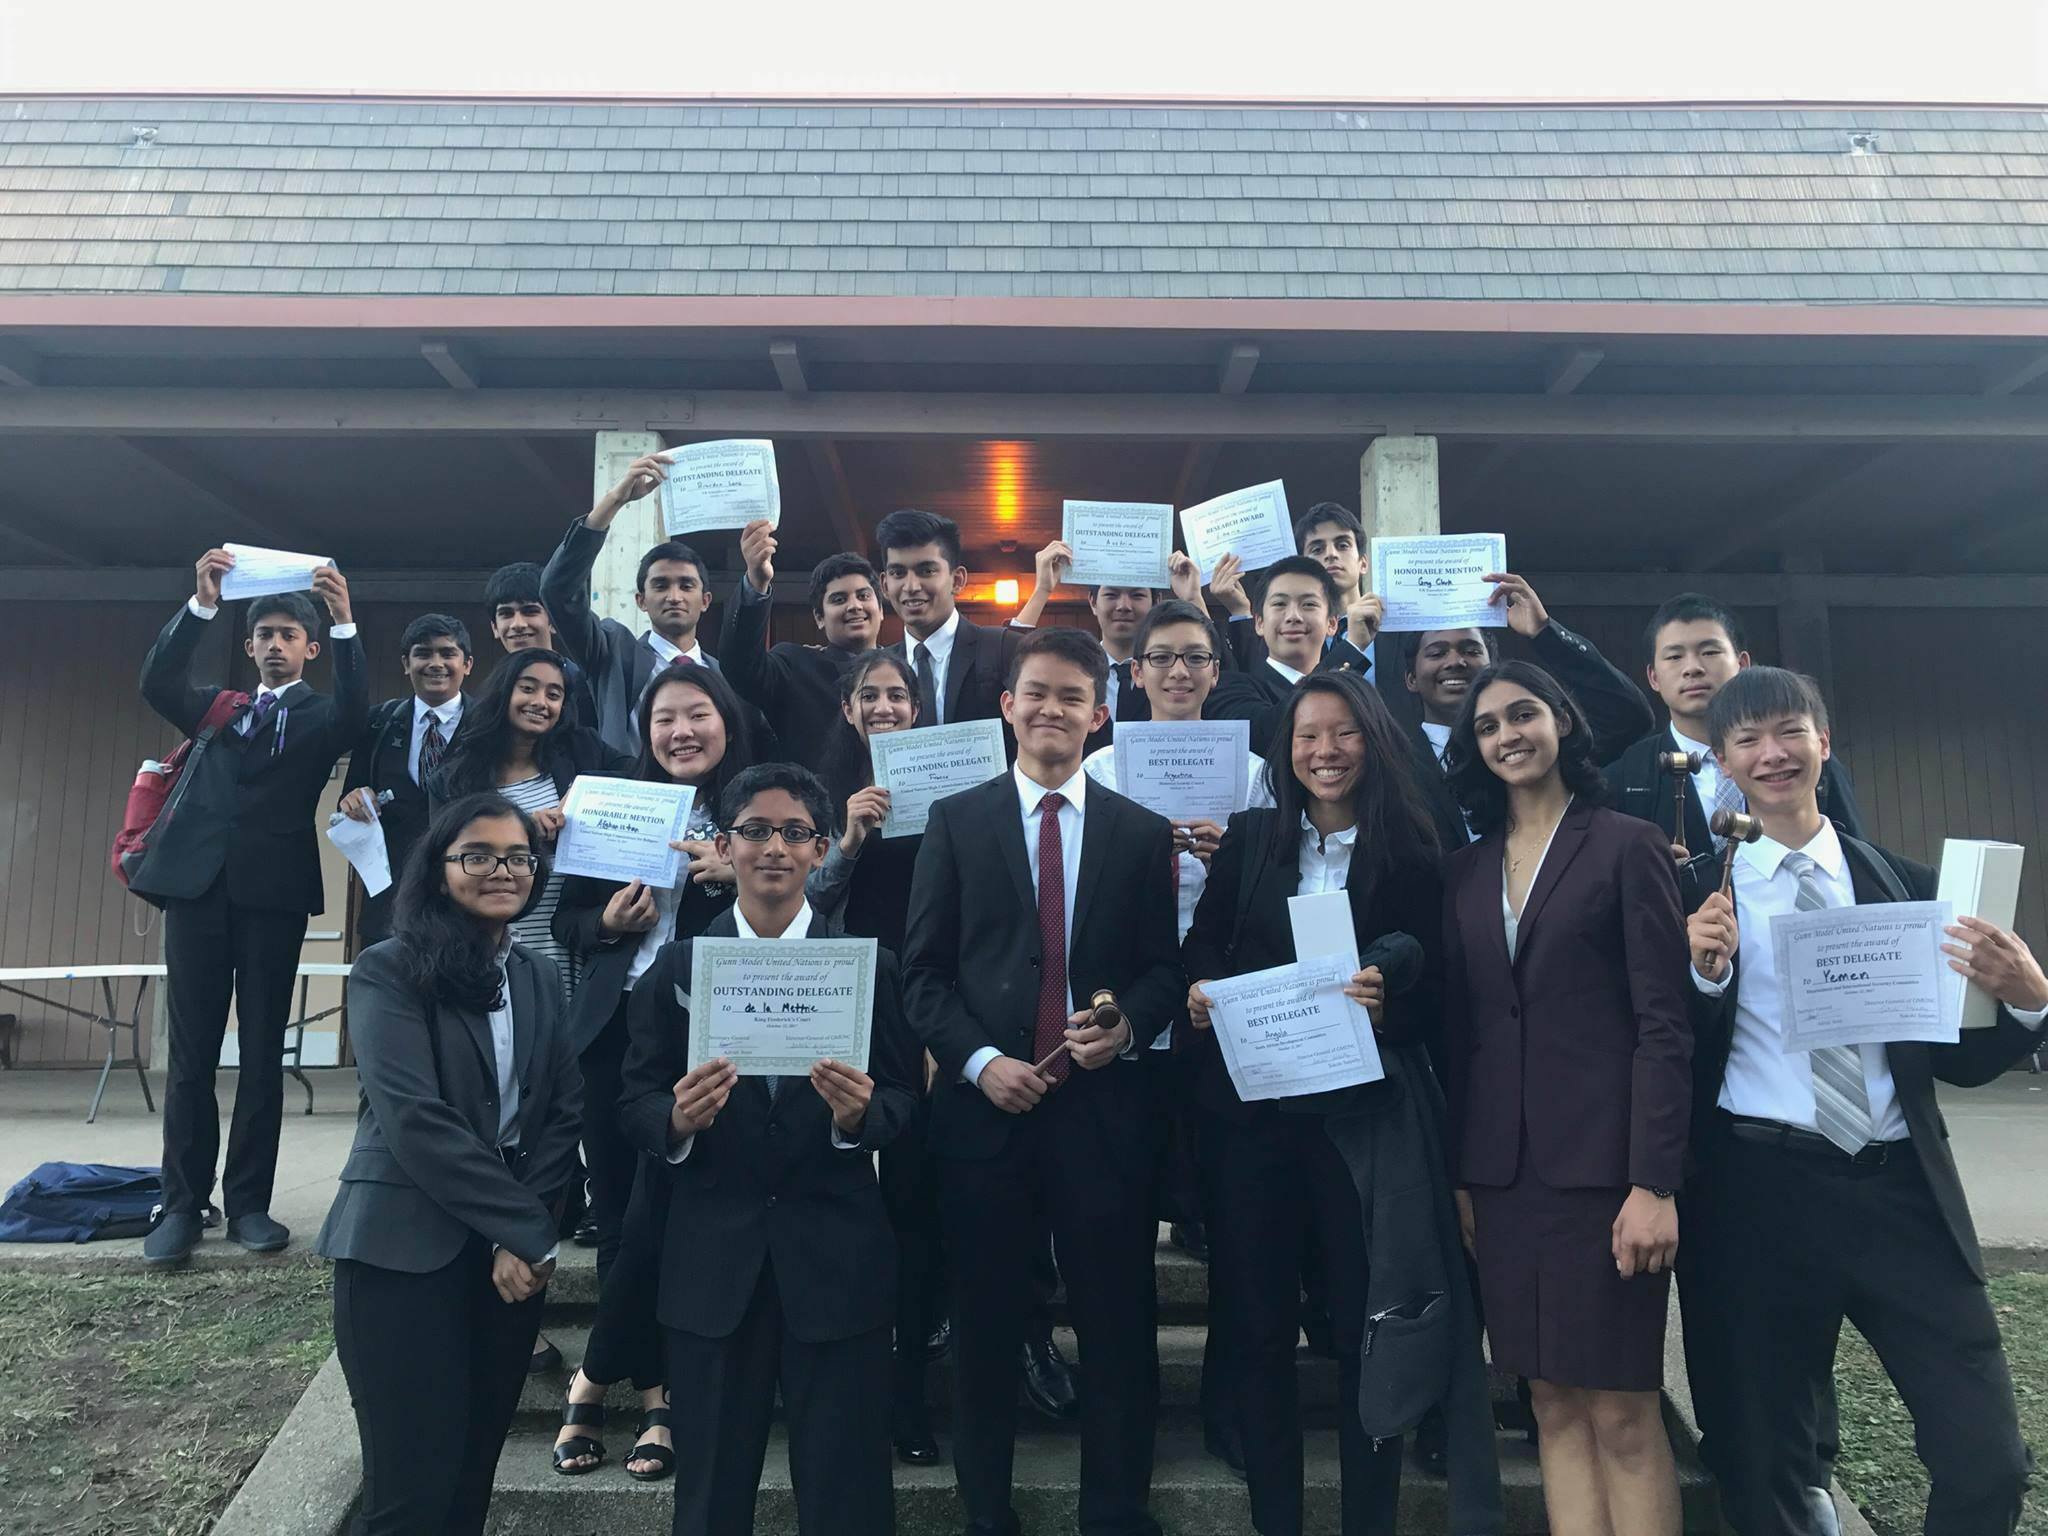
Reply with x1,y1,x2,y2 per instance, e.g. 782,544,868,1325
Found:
485,1420,1721,1535
539,1231,1216,1326
515,1324,1341,1424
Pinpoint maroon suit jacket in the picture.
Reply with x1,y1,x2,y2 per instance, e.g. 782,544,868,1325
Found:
1442,801,1691,1193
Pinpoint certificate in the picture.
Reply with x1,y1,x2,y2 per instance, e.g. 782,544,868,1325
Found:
1770,901,1959,1052
658,439,782,535
220,542,332,601
686,937,878,1076
868,719,1008,838
1205,953,1384,1101
1180,480,1294,585
553,777,696,886
1289,889,1359,972
1061,500,1175,589
1112,720,1251,824
1370,533,1508,633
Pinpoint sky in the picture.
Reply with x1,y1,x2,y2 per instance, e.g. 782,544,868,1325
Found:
2,0,2045,100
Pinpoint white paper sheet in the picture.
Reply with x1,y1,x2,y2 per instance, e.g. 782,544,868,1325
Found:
1369,533,1509,633
658,439,782,535
1205,953,1384,1101
1112,720,1252,824
553,777,697,887
868,719,1008,838
1936,840,2026,1031
1769,900,1960,1052
220,543,332,601
1060,500,1175,589
1288,889,1360,973
686,937,878,1076
324,813,392,898
1179,480,1294,585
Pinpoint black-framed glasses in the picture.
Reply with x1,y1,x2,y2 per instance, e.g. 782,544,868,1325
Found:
444,851,539,877
1139,648,1219,672
726,822,828,846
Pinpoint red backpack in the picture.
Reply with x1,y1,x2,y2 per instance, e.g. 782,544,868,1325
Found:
111,690,249,892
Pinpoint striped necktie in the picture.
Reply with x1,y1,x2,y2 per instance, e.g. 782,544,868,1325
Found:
1785,852,1875,1153
1711,769,1747,848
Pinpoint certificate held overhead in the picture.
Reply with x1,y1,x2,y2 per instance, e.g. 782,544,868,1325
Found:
1370,533,1510,633
219,543,335,601
1180,480,1294,585
658,439,782,536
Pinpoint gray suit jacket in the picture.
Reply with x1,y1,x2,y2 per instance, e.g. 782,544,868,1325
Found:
316,940,583,1272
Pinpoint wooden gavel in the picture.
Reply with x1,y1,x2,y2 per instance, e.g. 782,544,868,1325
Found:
1658,749,1703,858
1710,808,1763,894
1033,989,1125,1083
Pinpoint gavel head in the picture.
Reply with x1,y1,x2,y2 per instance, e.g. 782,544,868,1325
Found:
1710,808,1763,846
1657,749,1704,777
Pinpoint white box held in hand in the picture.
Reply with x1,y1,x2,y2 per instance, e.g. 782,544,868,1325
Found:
1936,839,2025,1031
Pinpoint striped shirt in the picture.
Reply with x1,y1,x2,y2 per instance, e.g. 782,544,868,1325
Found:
497,772,578,1003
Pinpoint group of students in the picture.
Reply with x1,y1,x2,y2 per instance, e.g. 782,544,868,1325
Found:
133,470,2047,1536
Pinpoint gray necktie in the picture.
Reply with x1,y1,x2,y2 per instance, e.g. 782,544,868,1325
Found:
765,1073,782,1105
1786,852,1875,1153
1711,770,1747,848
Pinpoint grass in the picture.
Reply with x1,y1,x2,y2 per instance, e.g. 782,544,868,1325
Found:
0,1259,332,1536
1834,1270,2048,1536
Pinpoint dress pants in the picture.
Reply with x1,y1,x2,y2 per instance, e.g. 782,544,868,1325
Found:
937,1086,1162,1536
579,995,638,1276
664,1265,894,1536
1202,1109,1401,1536
580,1153,666,1390
1700,1132,2028,1536
333,1240,543,1536
882,1100,948,1429
160,876,309,1217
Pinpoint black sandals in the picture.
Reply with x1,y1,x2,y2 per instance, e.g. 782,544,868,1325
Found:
551,1397,607,1475
626,1403,676,1482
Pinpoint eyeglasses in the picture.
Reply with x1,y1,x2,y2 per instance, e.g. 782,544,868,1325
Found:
444,851,539,877
726,822,828,846
1139,649,1219,672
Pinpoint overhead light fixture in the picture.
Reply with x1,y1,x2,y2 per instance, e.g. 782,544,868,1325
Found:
994,578,1021,606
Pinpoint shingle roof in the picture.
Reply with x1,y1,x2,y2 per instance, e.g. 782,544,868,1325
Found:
2,98,2046,303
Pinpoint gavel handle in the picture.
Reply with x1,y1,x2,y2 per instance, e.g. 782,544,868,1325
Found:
1673,776,1690,859
1719,844,1741,896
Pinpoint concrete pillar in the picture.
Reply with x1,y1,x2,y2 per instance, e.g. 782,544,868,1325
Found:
1358,435,1441,723
588,431,665,629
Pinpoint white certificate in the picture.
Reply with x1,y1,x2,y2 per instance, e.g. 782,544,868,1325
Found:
1180,480,1294,585
324,813,392,898
1770,901,1959,1052
1061,500,1175,589
1289,889,1359,973
553,777,696,886
686,937,877,1076
1112,720,1251,824
868,719,1008,838
220,542,332,601
1206,953,1384,1101
658,439,782,535
1370,533,1508,633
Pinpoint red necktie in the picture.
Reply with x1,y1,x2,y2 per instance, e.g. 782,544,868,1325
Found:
1033,792,1072,1085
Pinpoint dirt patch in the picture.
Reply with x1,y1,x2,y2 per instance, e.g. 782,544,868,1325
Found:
0,1258,332,1536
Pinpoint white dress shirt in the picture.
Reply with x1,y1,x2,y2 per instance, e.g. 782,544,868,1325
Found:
1298,814,1358,895
1419,719,1453,767
1084,744,1274,1049
1266,655,1306,688
486,945,522,1149
647,629,705,669
626,805,717,989
908,609,962,725
1104,656,1129,720
409,695,464,785
963,762,1091,1085
1670,724,1732,818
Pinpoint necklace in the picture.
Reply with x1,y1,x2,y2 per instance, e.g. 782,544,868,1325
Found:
1507,796,1573,875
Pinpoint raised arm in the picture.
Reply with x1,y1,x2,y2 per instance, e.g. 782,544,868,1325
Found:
141,548,238,735
538,517,609,671
718,520,791,714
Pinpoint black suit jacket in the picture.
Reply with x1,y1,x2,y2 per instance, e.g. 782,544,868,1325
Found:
717,580,859,772
1079,656,1155,758
1608,731,1866,856
902,772,1184,1161
1681,836,2038,1281
1180,806,1444,1126
341,694,462,941
891,614,1027,732
553,857,738,1058
138,604,369,914
1205,643,1372,761
1442,804,1691,1192
315,940,582,1271
618,910,919,1340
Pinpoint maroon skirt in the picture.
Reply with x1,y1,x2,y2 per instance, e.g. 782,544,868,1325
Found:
1467,1171,1670,1392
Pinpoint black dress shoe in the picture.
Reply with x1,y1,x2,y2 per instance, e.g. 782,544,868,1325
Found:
529,1337,565,1375
225,1212,289,1253
143,1209,202,1267
1020,1336,1079,1421
1204,1422,1247,1479
572,1214,600,1248
1300,1301,1336,1359
924,1317,953,1363
894,1427,943,1465
1169,1222,1210,1262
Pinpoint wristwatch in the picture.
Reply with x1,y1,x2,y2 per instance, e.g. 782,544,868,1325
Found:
1636,1184,1677,1199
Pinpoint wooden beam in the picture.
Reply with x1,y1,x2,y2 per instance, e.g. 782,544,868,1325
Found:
1982,348,2048,398
1545,346,1605,396
112,437,279,544
1172,344,1261,505
502,437,583,506
769,340,810,395
1951,472,2048,560
0,341,41,388
419,338,482,390
10,388,2048,443
1707,445,1915,571
803,440,865,553
0,501,91,565
1218,342,1260,395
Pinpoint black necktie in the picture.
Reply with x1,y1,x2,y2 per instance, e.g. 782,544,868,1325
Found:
914,641,939,727
1112,660,1132,716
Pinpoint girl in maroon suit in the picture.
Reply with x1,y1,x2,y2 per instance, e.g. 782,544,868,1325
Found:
1441,660,1691,1536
